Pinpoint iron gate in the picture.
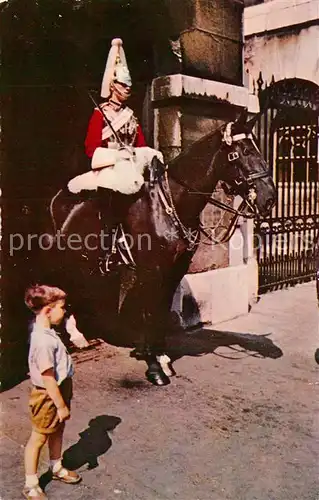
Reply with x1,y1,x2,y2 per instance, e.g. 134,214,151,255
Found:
254,76,319,293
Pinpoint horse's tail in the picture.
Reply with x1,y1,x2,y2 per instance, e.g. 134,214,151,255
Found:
49,188,89,237
49,188,64,235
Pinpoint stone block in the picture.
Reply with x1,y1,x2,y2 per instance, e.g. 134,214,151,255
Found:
163,0,244,84
171,263,255,328
154,107,182,161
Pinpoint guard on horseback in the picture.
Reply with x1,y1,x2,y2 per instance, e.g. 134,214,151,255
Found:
84,37,146,159
52,38,165,271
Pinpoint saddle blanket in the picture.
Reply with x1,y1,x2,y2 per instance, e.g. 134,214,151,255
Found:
68,146,164,195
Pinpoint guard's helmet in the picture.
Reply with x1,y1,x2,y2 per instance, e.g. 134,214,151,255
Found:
101,38,132,99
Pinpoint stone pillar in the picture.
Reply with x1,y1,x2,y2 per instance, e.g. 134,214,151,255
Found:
151,0,260,326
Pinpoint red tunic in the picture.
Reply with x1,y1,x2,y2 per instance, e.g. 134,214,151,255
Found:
85,108,146,158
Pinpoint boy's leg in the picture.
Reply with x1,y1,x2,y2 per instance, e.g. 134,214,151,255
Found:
25,430,47,477
48,422,65,461
24,430,48,498
48,424,82,484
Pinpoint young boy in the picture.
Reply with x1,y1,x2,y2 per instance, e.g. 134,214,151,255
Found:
23,285,82,500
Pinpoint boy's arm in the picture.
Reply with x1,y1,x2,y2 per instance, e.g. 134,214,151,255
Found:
42,368,70,422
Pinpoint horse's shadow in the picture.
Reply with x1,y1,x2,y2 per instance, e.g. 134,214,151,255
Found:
166,328,283,362
62,414,121,471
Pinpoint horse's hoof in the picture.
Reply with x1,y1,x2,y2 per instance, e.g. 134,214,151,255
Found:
156,355,176,377
315,349,319,365
166,363,176,377
145,370,171,386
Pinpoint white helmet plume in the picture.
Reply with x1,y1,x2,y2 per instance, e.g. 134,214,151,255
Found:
100,38,132,99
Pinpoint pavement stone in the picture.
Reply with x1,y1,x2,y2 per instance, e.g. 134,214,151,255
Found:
1,282,318,500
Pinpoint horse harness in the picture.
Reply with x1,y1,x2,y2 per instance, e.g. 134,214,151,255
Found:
157,126,270,248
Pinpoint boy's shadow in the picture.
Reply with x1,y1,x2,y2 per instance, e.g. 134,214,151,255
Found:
39,415,121,491
63,414,121,470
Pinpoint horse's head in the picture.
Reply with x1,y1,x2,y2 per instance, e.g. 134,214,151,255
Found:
217,110,276,217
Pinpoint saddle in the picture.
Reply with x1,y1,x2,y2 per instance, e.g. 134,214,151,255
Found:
50,158,167,274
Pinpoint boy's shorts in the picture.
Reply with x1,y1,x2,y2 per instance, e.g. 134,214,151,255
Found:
29,378,73,435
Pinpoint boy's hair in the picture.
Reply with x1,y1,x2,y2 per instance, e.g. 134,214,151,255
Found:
24,284,66,313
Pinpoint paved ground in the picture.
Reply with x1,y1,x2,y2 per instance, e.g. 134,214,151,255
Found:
1,282,318,500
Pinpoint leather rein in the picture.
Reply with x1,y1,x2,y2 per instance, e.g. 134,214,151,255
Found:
158,130,270,248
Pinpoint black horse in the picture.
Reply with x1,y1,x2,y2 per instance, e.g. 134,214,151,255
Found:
45,111,276,386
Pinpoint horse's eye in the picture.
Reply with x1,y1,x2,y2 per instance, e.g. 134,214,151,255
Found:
242,146,250,156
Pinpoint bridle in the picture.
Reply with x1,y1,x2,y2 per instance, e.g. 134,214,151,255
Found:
159,123,271,247
220,125,270,207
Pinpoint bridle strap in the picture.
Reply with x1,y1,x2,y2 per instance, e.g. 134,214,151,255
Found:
199,199,250,244
158,125,269,246
246,171,269,182
168,171,255,218
232,133,250,142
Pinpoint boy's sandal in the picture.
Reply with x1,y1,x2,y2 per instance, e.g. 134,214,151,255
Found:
52,466,82,484
22,485,48,499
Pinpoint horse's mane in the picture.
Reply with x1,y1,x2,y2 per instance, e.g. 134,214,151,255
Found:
166,121,227,182
168,125,223,168
166,117,253,179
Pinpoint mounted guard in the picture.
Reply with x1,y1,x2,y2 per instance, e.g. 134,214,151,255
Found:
69,37,163,195
47,100,276,385
52,38,165,269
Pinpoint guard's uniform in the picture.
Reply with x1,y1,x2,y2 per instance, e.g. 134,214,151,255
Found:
84,37,146,159
85,104,146,158
67,38,163,195
57,38,164,271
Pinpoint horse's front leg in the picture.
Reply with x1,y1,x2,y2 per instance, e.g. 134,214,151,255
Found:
135,275,173,386
140,306,171,386
155,353,176,378
153,252,195,378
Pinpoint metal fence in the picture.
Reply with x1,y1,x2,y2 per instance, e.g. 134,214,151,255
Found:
253,75,319,293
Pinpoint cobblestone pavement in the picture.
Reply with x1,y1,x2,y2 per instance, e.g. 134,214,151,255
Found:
1,282,318,500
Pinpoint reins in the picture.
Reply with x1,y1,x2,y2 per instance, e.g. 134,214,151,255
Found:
160,171,250,246
158,127,269,247
168,171,256,218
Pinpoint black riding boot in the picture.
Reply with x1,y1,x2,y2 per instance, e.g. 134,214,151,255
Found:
97,188,122,273
97,188,136,273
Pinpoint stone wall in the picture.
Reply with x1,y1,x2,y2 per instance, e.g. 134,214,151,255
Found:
150,1,262,327
152,74,258,274
152,72,259,325
245,25,319,91
244,0,319,89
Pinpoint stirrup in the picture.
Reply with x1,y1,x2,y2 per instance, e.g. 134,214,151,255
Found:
98,253,119,275
98,255,113,274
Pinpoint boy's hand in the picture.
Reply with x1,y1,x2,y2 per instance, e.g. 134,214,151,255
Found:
57,405,70,423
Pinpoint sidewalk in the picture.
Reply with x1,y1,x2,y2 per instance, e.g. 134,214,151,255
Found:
1,282,318,500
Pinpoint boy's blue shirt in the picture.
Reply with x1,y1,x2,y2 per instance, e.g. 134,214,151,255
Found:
28,323,73,387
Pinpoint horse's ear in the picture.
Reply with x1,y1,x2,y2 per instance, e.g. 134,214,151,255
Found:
247,112,260,131
236,107,248,126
